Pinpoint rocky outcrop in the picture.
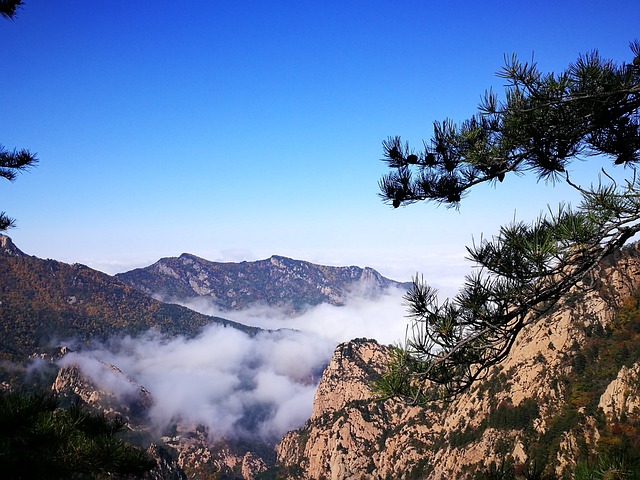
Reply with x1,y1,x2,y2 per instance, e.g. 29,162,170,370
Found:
52,359,153,424
598,363,640,418
0,234,25,256
143,444,188,480
161,423,268,480
277,338,438,479
276,245,640,479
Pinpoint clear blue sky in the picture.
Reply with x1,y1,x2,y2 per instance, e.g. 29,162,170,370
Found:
1,0,638,294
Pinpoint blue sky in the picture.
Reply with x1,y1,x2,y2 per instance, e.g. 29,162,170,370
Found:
1,0,639,295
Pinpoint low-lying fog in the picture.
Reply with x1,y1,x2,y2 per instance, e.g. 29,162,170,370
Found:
57,286,410,442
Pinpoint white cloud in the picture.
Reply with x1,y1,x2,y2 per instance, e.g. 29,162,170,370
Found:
59,326,334,442
54,284,441,442
178,286,412,346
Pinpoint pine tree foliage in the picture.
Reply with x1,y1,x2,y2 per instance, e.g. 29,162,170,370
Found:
0,0,23,20
1,0,37,231
376,41,640,403
0,145,37,230
0,390,155,479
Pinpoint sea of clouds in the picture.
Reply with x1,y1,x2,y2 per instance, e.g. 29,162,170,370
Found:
55,286,412,442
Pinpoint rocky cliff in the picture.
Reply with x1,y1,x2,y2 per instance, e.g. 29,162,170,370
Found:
275,245,640,479
0,234,25,256
117,254,410,312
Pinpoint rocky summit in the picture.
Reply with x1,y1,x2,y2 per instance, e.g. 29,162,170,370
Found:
117,253,411,312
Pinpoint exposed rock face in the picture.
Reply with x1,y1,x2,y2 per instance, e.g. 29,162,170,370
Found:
144,444,188,480
242,452,268,480
52,360,153,424
279,333,575,479
276,245,640,479
0,234,25,256
310,338,390,419
598,364,640,418
276,339,439,479
117,254,410,312
162,423,268,480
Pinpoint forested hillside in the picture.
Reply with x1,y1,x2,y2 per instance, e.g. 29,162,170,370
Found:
0,235,257,362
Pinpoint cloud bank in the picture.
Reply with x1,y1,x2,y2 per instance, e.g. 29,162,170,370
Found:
178,285,411,346
56,286,411,442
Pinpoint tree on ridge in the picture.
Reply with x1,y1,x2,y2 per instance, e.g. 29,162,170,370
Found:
375,41,640,403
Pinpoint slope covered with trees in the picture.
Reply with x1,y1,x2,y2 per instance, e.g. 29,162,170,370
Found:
0,235,258,362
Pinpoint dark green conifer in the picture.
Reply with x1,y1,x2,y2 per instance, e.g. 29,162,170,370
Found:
0,391,155,479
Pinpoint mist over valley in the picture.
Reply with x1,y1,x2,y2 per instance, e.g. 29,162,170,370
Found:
0,235,409,448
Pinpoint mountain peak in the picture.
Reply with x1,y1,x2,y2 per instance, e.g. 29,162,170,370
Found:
0,235,25,257
118,254,409,312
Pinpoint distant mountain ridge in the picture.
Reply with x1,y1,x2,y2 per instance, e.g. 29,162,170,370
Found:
117,253,411,312
0,236,408,361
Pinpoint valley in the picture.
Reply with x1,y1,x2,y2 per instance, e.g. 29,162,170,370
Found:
2,234,640,478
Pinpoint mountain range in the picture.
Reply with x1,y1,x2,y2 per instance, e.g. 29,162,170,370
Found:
3,234,640,478
0,234,410,479
116,253,411,312
0,235,406,362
